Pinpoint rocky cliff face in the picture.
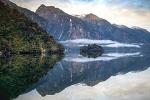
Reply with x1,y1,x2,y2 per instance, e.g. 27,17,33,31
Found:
36,4,150,43
36,5,98,40
35,5,117,41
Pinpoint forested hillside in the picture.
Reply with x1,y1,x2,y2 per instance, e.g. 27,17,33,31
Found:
0,1,64,56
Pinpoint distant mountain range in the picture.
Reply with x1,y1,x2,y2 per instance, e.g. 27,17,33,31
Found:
36,5,150,43
2,0,150,43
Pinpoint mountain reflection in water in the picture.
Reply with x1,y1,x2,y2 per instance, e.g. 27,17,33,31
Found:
36,54,150,96
3,43,150,100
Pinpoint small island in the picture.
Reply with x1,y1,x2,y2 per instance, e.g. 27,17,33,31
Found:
80,44,104,58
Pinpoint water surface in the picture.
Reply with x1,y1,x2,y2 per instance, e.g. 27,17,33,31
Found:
1,40,150,100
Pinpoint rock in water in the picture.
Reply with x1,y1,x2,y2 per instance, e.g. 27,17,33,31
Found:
80,44,104,58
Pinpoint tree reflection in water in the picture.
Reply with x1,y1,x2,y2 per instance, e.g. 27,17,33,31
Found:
0,54,63,100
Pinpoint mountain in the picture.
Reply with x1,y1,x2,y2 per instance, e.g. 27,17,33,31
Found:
2,0,150,43
0,1,64,55
36,5,94,40
36,5,109,40
36,4,150,43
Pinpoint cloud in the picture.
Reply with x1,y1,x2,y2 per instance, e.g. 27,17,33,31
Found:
105,0,150,11
10,0,150,12
10,0,70,11
11,0,34,3
72,0,95,2
10,0,150,9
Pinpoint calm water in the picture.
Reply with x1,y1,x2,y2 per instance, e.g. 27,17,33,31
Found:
0,40,150,100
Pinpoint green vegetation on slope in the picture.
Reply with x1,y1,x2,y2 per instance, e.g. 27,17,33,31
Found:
0,1,64,55
0,55,63,100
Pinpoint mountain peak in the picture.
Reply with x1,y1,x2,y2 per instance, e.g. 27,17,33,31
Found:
83,13,110,25
36,5,64,14
84,13,102,21
36,5,66,21
38,4,56,10
38,4,46,8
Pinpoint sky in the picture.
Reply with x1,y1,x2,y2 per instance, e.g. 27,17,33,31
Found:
10,0,150,31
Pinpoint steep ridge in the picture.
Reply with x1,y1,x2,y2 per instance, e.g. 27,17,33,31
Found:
36,4,98,40
36,4,150,43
